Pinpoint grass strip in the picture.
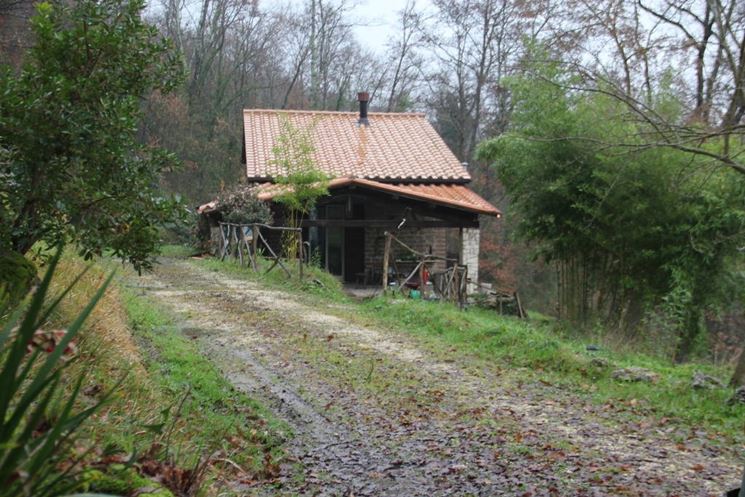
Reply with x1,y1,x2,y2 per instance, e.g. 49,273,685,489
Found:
191,252,745,445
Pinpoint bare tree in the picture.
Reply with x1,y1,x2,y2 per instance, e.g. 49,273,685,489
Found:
637,0,740,124
569,0,745,175
424,0,526,161
381,0,424,112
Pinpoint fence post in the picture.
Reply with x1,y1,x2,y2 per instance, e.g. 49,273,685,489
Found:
298,229,303,280
251,224,258,272
419,259,426,299
382,231,392,292
219,223,228,261
236,226,244,266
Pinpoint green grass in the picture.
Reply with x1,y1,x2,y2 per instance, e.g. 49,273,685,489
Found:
43,252,287,494
194,251,745,444
357,297,744,442
158,244,199,258
196,253,348,302
120,287,288,472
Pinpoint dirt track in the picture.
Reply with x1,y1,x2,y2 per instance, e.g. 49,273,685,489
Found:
128,258,743,496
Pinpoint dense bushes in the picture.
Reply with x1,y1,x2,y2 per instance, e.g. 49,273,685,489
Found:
215,184,273,225
477,58,745,362
0,0,183,272
0,251,36,312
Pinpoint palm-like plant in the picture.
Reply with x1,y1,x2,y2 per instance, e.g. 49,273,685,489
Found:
0,248,115,497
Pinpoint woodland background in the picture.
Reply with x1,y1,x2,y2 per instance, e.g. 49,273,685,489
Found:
2,0,744,364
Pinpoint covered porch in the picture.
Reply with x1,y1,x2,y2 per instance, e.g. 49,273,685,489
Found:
286,178,498,288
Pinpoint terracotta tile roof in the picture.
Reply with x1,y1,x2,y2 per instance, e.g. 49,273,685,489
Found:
243,109,471,182
371,182,501,217
253,178,501,217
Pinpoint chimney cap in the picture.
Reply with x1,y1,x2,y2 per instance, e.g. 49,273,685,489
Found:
358,91,370,126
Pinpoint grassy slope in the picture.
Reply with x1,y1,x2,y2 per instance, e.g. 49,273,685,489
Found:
189,250,745,445
45,253,285,494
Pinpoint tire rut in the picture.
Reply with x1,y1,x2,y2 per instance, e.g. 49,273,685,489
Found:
127,259,744,496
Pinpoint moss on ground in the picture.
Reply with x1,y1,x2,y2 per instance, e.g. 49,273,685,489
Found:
80,467,173,496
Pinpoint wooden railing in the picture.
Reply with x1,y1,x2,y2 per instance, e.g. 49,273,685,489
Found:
381,231,468,308
218,222,303,279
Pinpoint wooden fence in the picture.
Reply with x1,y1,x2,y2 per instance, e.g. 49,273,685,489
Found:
218,222,303,279
381,231,469,308
380,231,526,316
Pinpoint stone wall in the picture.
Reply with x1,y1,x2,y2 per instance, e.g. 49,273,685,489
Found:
363,227,454,278
460,228,480,291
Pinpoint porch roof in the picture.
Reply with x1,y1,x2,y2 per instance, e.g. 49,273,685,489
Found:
254,177,501,217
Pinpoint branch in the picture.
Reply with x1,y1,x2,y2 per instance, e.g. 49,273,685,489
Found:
522,134,745,176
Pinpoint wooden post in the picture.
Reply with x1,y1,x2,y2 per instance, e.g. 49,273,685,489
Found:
245,227,257,272
382,231,392,292
297,229,303,280
418,258,426,298
252,224,259,272
463,266,468,304
219,223,229,261
237,227,244,266
458,266,468,309
514,291,527,319
454,268,459,302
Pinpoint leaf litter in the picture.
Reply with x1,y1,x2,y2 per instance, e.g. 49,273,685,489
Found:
128,259,744,496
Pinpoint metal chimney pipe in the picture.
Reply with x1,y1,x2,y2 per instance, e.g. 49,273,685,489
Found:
358,91,369,126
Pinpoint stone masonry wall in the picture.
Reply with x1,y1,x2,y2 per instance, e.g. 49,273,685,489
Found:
363,228,451,279
460,228,480,291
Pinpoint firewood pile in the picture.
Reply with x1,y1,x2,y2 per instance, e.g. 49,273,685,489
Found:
472,284,527,318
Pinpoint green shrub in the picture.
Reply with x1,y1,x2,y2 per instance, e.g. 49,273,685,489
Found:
79,467,173,496
215,185,273,225
0,251,37,313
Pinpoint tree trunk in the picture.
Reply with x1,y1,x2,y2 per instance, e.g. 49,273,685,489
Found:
674,304,703,363
622,292,644,337
731,348,745,387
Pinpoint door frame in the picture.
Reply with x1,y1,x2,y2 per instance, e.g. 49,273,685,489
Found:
325,226,345,280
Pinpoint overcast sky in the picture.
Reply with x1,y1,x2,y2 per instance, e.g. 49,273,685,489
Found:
351,0,407,53
333,0,433,54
